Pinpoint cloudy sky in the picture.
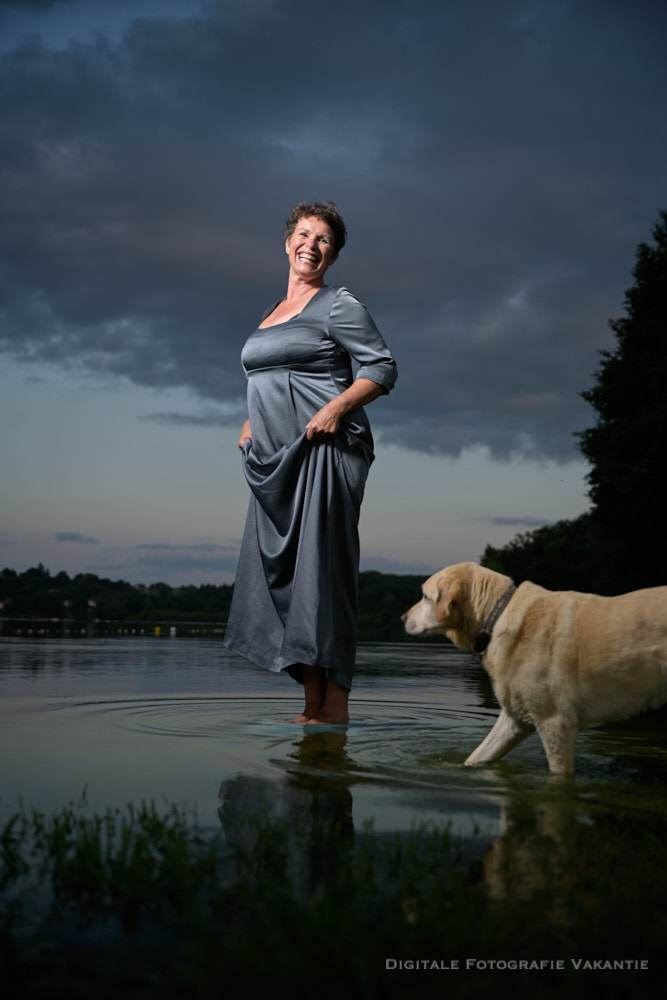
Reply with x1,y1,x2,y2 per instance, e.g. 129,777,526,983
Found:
1,0,665,587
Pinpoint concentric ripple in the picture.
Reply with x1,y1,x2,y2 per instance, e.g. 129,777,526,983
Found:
5,638,667,838
60,691,512,804
77,694,294,738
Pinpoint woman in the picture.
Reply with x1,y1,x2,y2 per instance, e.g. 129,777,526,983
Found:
223,201,397,724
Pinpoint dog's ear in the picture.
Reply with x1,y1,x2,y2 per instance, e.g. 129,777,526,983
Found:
434,578,460,624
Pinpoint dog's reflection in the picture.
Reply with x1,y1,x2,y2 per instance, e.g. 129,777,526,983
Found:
220,728,601,924
219,729,353,891
478,776,588,928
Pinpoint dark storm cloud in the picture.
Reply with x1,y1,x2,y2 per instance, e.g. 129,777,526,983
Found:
1,0,665,460
0,1,65,11
55,532,100,543
90,541,242,580
484,517,554,529
141,408,239,427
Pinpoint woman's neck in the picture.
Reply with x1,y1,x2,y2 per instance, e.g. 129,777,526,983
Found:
285,274,324,302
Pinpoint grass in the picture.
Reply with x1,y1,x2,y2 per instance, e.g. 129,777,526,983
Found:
1,792,665,998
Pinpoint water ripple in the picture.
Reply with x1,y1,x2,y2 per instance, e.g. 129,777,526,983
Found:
54,693,511,809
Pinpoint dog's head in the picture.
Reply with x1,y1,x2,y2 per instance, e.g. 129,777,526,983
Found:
401,562,513,650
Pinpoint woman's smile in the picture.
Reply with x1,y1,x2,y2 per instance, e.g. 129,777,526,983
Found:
286,215,338,281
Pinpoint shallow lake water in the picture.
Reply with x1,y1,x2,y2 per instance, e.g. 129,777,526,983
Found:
3,634,667,850
4,633,667,995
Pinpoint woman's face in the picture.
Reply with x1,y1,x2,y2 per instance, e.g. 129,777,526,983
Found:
285,215,338,282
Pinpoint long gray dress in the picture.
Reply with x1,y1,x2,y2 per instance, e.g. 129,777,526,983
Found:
222,285,397,691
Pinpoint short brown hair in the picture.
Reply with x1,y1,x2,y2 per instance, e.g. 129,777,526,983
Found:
285,201,347,253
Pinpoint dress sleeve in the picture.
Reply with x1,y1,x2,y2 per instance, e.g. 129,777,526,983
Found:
328,287,397,393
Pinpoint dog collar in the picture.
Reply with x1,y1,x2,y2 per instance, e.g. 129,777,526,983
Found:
471,584,516,656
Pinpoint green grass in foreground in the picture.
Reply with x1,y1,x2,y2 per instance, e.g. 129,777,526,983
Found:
1,798,665,998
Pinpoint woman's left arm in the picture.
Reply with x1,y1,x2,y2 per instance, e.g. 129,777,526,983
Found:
307,287,397,440
305,379,384,439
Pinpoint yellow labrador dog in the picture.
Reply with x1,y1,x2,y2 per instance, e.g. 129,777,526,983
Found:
402,561,667,773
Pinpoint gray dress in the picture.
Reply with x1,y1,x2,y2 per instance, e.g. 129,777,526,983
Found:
223,285,397,690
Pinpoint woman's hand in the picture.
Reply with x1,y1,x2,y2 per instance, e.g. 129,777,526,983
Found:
238,419,252,450
305,400,343,440
305,378,384,441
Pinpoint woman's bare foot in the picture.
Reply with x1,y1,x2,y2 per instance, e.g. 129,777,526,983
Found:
303,715,349,726
285,664,326,723
304,680,349,725
283,668,350,725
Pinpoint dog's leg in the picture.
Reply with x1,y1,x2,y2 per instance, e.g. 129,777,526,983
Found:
464,708,535,766
536,718,578,774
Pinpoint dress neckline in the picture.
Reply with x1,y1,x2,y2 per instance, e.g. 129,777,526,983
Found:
257,286,325,329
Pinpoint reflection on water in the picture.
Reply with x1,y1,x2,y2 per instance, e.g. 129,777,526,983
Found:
4,634,667,989
2,635,667,860
220,729,355,894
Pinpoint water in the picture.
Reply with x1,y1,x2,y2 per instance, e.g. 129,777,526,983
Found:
4,634,667,994
3,635,667,845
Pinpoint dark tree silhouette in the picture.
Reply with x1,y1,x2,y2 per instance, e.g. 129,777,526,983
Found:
576,209,667,592
483,211,667,594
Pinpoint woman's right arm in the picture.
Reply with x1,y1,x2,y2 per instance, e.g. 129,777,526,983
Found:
238,419,252,450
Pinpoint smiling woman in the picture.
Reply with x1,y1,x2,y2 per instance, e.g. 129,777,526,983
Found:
223,201,397,725
284,217,337,286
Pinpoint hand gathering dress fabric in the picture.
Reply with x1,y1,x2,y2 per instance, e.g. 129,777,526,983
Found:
222,285,397,691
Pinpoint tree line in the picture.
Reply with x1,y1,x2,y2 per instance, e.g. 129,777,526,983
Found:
0,564,428,642
482,210,667,596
